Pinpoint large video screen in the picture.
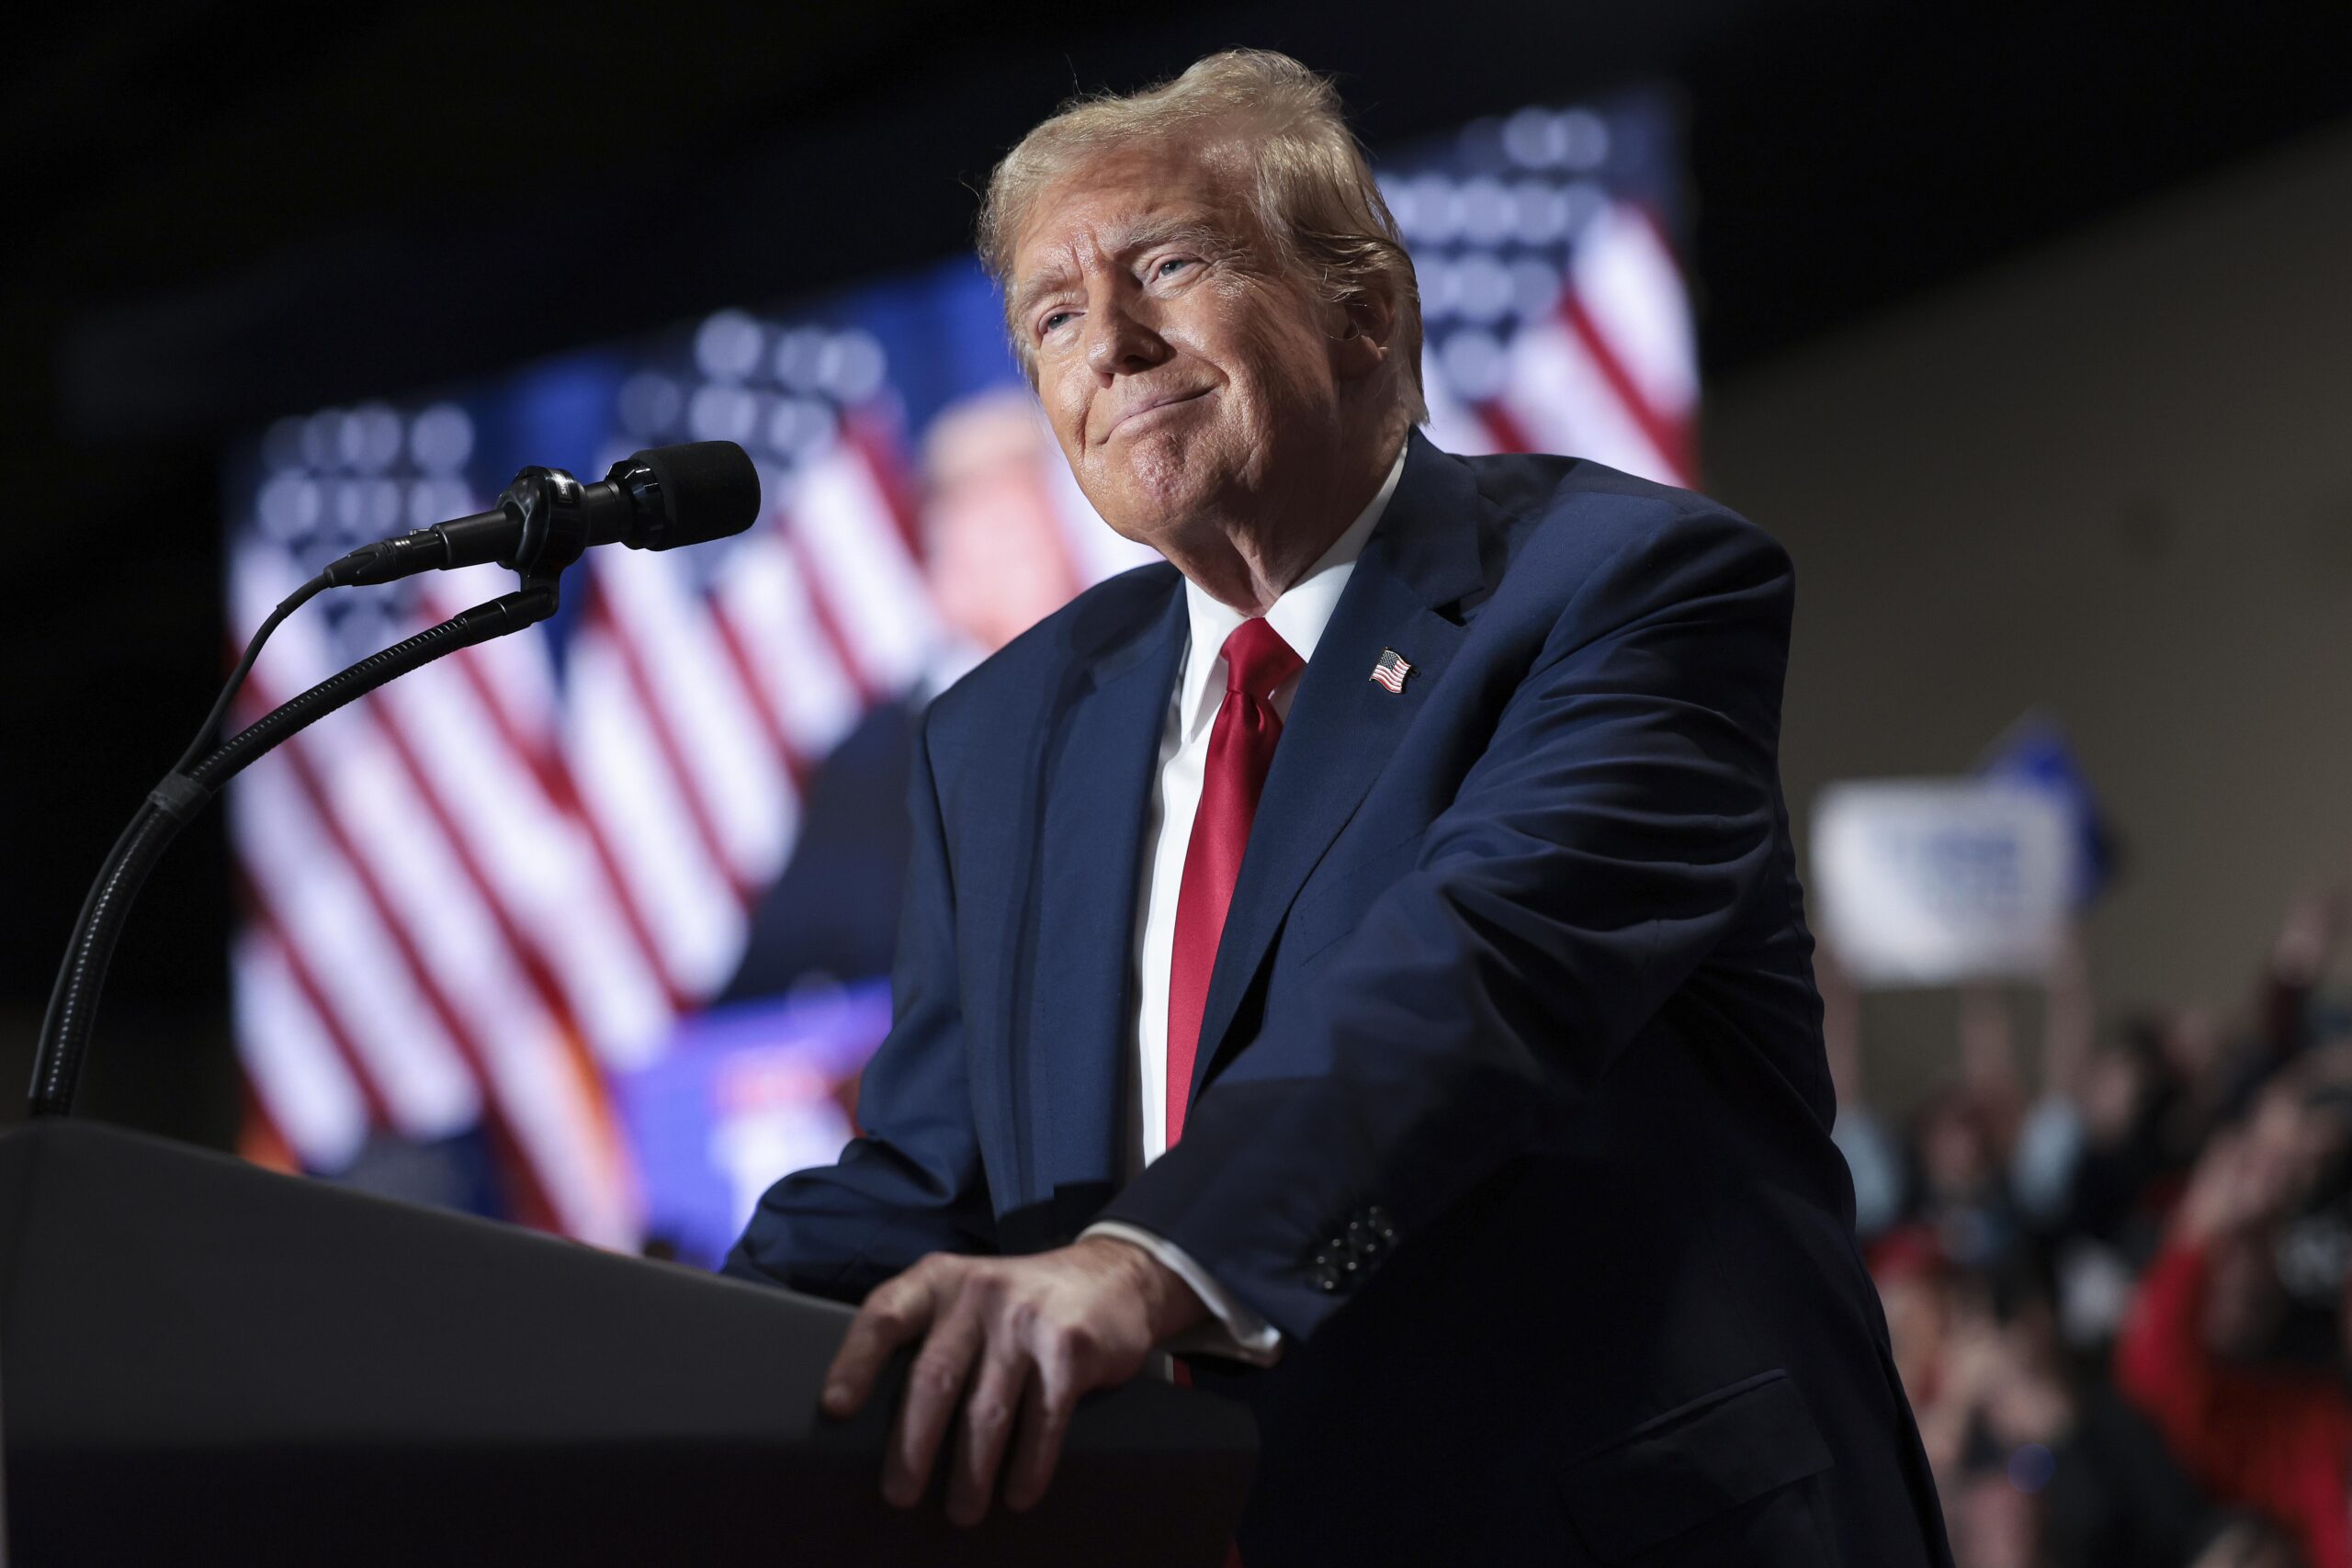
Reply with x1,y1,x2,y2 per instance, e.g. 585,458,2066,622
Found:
221,92,1695,1264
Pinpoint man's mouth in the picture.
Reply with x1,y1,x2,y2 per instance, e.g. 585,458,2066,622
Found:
1103,387,1210,440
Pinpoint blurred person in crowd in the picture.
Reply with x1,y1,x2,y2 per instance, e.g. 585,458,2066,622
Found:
1823,947,1908,1237
2229,888,2349,1111
719,389,1080,1003
2116,1053,2352,1568
2190,1523,2309,1568
1890,1245,2071,1567
2045,1377,2305,1568
1836,869,2347,1568
2042,1014,2189,1246
727,49,1951,1564
1913,1077,2028,1273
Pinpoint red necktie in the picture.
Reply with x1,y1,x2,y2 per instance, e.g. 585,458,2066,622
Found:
1166,616,1302,1148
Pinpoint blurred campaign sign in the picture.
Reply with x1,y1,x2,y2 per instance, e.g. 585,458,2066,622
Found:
610,982,890,1269
1976,711,2116,908
1812,781,2072,987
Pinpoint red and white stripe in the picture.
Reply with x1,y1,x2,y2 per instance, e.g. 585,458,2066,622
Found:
561,617,751,1002
714,527,864,768
233,548,638,1242
783,434,936,697
590,545,796,896
1439,198,1700,485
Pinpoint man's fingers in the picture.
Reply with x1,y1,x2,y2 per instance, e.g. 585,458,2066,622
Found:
944,1338,1032,1528
824,1268,938,1418
882,1296,986,1509
1001,1346,1079,1514
821,1247,1144,1521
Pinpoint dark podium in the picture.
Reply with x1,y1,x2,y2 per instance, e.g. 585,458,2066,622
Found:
0,1121,1256,1565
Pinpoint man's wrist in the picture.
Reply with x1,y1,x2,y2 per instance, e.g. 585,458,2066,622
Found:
1080,1232,1210,1342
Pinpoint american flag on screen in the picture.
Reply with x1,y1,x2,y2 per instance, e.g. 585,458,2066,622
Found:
222,90,1694,1248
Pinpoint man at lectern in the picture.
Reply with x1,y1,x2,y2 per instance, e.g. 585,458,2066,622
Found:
726,50,1952,1567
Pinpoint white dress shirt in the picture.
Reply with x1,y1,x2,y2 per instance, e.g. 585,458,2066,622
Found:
1082,441,1408,1367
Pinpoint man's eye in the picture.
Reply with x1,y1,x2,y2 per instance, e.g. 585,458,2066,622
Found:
1154,257,1193,280
1039,310,1074,336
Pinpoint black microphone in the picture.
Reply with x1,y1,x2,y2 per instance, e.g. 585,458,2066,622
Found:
324,440,762,588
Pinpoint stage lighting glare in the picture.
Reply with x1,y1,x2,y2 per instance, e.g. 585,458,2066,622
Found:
689,383,760,444
345,404,404,472
1558,181,1607,243
774,326,830,390
1417,257,1457,321
1457,177,1515,247
1510,258,1563,320
410,404,475,472
695,309,765,382
1555,109,1610,171
1404,174,1460,243
1501,106,1563,168
767,396,833,458
301,410,344,470
819,330,887,404
1509,180,1568,245
407,479,474,528
618,371,684,439
1440,327,1508,400
362,479,401,532
257,473,322,539
1454,254,1514,323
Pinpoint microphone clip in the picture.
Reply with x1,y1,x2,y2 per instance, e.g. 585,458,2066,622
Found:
498,466,594,590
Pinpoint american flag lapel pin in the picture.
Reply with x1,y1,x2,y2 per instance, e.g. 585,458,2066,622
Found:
1369,648,1414,694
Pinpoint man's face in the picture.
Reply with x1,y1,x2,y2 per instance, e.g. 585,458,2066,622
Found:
1008,142,1345,553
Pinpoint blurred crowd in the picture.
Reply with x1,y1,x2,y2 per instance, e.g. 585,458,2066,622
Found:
1827,886,2352,1568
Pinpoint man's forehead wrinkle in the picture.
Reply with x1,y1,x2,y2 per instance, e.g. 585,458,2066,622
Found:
1114,211,1232,254
1011,203,1230,318
1011,252,1081,320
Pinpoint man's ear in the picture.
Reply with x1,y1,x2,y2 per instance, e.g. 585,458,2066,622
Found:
1329,283,1396,382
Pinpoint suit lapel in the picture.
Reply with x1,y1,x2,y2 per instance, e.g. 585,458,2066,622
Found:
1016,573,1187,1202
1188,433,1490,1107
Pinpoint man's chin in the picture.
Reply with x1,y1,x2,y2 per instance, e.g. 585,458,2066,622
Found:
1083,471,1223,553
1091,506,1186,558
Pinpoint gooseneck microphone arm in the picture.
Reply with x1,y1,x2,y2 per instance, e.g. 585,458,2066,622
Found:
28,439,762,1119
29,584,559,1119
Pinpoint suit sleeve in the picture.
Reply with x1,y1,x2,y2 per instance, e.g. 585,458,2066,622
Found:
721,712,997,1301
1094,506,1795,1341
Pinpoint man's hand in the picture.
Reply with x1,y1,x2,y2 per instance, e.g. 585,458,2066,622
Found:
2176,1124,2294,1244
820,1235,1209,1527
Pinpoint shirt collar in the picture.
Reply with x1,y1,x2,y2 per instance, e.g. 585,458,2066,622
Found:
1176,440,1408,742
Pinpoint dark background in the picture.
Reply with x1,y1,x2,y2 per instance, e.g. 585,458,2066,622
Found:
6,0,2347,1140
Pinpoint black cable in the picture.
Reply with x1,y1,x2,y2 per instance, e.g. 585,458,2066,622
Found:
172,571,331,776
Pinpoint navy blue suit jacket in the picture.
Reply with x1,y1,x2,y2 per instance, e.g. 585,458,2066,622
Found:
728,432,1953,1567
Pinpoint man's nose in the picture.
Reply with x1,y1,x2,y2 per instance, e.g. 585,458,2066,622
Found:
1083,294,1170,378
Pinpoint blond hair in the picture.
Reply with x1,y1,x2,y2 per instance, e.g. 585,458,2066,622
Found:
976,49,1427,423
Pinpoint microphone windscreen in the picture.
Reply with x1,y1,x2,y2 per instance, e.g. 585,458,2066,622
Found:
630,441,762,548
